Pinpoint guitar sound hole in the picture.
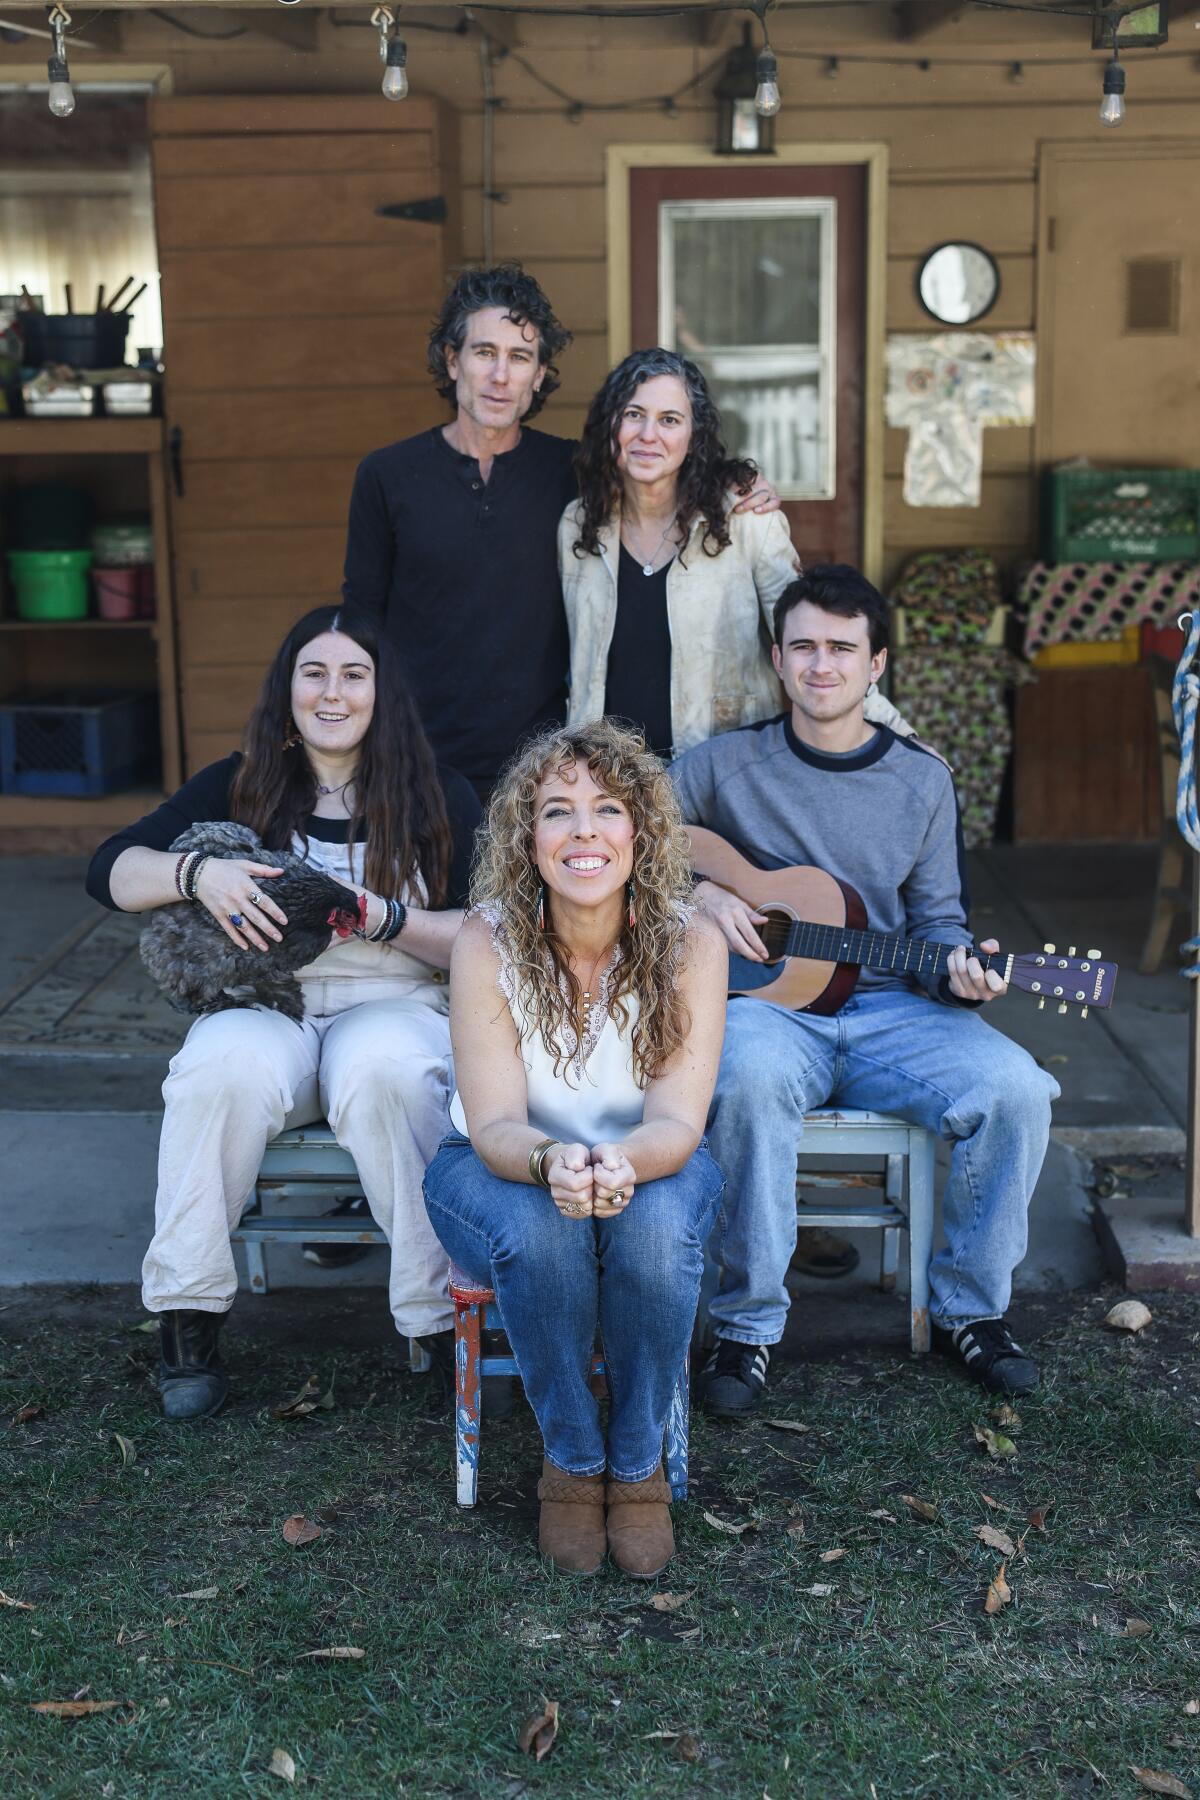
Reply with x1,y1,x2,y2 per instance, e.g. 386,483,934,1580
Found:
758,911,793,966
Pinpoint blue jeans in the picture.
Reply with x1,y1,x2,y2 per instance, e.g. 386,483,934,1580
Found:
422,1135,725,1481
706,989,1060,1345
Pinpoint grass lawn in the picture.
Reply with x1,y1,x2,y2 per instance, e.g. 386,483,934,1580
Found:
1,1285,1197,1800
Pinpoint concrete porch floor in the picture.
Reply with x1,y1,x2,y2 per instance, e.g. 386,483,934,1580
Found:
0,844,1191,1305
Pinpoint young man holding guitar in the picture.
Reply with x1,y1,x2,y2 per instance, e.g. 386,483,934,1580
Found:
672,566,1062,1414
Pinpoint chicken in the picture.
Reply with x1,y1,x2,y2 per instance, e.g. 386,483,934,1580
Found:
139,821,365,1022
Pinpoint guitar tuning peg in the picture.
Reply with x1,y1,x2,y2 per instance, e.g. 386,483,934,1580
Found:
1080,1005,1089,1020
1057,1001,1068,1015
1043,943,1056,955
1037,997,1045,1010
1086,948,1101,959
1067,945,1077,957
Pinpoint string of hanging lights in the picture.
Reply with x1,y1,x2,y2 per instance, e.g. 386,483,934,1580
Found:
38,0,1170,129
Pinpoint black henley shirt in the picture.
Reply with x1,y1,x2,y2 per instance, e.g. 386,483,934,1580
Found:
341,425,578,793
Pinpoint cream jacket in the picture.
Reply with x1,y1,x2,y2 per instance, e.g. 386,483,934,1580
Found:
558,500,912,757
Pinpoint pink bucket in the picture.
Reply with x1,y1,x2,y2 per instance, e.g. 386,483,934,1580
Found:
94,566,140,621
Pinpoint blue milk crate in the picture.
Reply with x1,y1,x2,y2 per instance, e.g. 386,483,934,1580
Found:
0,691,160,796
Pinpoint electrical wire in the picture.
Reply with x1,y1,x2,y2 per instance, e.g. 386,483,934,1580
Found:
148,8,248,40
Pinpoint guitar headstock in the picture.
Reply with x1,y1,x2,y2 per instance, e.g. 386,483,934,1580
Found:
1006,944,1118,1016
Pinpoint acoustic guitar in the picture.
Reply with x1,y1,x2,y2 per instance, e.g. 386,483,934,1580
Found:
687,826,1119,1018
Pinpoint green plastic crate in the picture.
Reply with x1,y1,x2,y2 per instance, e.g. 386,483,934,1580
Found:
1042,466,1200,563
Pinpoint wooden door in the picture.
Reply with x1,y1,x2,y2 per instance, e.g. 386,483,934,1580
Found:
1038,143,1200,466
630,164,865,566
150,96,460,772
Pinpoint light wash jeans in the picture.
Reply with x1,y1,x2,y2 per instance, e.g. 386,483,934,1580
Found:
706,989,1060,1346
142,978,455,1337
422,1134,725,1481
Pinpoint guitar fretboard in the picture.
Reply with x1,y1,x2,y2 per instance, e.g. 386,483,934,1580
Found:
773,919,999,980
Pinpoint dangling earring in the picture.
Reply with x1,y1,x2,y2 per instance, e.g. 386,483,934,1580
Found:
627,880,638,931
536,883,546,932
283,716,301,750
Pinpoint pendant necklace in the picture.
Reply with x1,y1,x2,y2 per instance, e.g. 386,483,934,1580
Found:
315,777,352,797
626,517,676,577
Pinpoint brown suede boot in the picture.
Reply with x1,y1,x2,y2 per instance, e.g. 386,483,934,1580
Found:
605,1467,675,1579
537,1458,606,1575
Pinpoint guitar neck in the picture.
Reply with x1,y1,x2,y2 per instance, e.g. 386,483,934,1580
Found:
779,919,1009,984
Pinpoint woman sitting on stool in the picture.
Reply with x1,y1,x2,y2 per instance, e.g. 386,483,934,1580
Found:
422,719,727,1578
86,605,480,1419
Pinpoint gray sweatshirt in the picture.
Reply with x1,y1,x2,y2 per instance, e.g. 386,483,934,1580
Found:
669,715,975,1005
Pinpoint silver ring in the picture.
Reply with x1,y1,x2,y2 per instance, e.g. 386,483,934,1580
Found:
248,890,261,905
611,1191,626,1205
228,911,244,928
563,1202,585,1216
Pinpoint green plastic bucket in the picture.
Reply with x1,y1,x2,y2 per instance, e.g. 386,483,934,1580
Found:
6,549,93,621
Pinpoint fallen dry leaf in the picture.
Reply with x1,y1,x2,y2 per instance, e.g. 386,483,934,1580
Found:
1028,1503,1052,1532
281,1515,322,1548
173,1587,218,1601
981,1493,1002,1509
762,1417,810,1435
820,1548,848,1563
990,1402,1021,1429
518,1698,559,1763
650,1591,695,1613
702,1511,754,1536
1122,1617,1152,1638
0,1591,35,1611
643,1730,681,1741
30,1699,129,1717
984,1562,1012,1615
1184,1699,1200,1715
973,1424,1018,1460
900,1494,938,1522
10,1404,43,1426
786,1519,806,1542
297,1646,365,1660
974,1523,1017,1557
1129,1767,1191,1799
112,1433,137,1468
676,1732,702,1763
801,1583,835,1597
268,1747,296,1783
866,1509,897,1523
273,1374,334,1421
1106,1300,1152,1334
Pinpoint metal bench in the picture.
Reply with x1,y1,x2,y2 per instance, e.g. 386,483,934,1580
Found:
233,1122,429,1369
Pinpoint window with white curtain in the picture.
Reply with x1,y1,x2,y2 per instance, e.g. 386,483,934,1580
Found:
0,92,162,357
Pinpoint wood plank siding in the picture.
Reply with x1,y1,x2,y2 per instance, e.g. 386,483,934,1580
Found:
150,95,460,772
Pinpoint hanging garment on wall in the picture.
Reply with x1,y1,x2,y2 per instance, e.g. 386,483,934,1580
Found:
891,646,1033,849
885,333,1035,509
1018,560,1200,655
890,549,1003,644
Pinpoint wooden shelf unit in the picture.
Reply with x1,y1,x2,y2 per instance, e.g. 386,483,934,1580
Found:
0,418,181,850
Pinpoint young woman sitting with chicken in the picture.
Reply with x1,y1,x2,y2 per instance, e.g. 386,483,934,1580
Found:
86,605,480,1420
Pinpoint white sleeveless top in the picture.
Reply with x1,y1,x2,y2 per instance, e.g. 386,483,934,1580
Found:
449,904,648,1145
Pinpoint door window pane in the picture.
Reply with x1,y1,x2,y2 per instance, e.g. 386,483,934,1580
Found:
659,198,835,499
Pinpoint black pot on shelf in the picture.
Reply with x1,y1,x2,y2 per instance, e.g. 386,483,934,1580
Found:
19,311,131,370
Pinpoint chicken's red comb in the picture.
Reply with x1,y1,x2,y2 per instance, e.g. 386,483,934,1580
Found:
327,892,368,940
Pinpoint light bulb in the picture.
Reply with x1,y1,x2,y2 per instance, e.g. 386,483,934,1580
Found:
382,37,408,99
1099,57,1125,126
47,52,74,117
754,48,781,117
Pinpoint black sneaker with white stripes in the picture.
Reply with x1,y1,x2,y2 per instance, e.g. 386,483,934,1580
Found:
933,1317,1039,1396
695,1338,771,1418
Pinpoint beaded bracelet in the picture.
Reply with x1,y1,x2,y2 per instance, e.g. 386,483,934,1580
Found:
173,851,190,898
183,854,209,902
379,899,407,943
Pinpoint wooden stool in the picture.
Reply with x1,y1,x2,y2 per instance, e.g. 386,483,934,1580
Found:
449,1264,690,1509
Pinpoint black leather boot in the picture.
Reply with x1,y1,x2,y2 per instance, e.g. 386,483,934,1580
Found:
157,1310,229,1421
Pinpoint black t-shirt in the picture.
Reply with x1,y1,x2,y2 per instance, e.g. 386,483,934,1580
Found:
341,426,578,791
602,545,674,760
85,753,481,912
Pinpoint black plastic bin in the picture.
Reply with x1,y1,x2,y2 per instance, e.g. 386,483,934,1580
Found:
19,312,131,370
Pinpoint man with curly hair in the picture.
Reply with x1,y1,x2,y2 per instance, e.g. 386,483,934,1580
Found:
342,264,779,802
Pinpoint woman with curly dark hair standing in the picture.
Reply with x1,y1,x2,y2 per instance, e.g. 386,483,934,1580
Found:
561,347,909,760
422,720,727,1578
